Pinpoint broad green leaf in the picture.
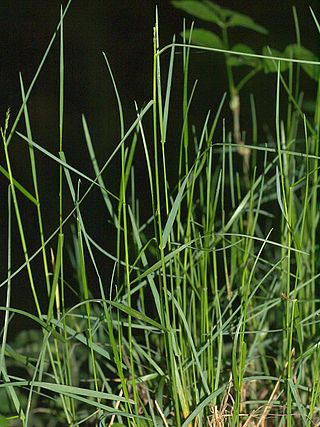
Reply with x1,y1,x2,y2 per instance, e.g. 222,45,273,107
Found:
232,43,254,55
227,12,268,34
227,43,259,68
172,1,223,26
285,43,320,81
202,1,234,20
183,28,225,50
262,46,289,73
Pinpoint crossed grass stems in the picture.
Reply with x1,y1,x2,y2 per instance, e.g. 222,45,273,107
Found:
1,3,320,427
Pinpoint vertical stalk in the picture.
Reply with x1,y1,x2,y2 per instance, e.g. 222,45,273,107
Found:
153,12,181,425
2,112,42,318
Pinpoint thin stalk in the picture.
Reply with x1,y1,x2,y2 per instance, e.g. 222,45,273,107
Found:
1,112,42,318
154,12,181,425
20,76,51,296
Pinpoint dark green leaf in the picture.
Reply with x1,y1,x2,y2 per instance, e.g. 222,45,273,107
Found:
303,99,316,113
262,46,290,73
227,43,260,68
172,1,223,26
232,43,254,54
183,28,225,50
285,43,320,80
227,12,268,34
202,0,229,19
202,0,254,23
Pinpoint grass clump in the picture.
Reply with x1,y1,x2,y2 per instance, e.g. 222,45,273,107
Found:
1,2,320,426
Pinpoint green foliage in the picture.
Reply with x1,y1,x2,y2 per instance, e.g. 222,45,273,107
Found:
285,43,320,80
183,28,225,50
228,43,258,68
172,0,268,33
1,1,320,426
173,0,320,83
261,46,290,73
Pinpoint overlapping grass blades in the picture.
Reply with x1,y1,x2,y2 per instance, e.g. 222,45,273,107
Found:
0,2,320,427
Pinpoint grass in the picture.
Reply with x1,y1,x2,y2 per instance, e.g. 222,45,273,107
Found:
1,2,320,426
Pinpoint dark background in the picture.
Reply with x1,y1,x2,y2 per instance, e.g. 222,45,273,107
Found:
0,0,319,330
